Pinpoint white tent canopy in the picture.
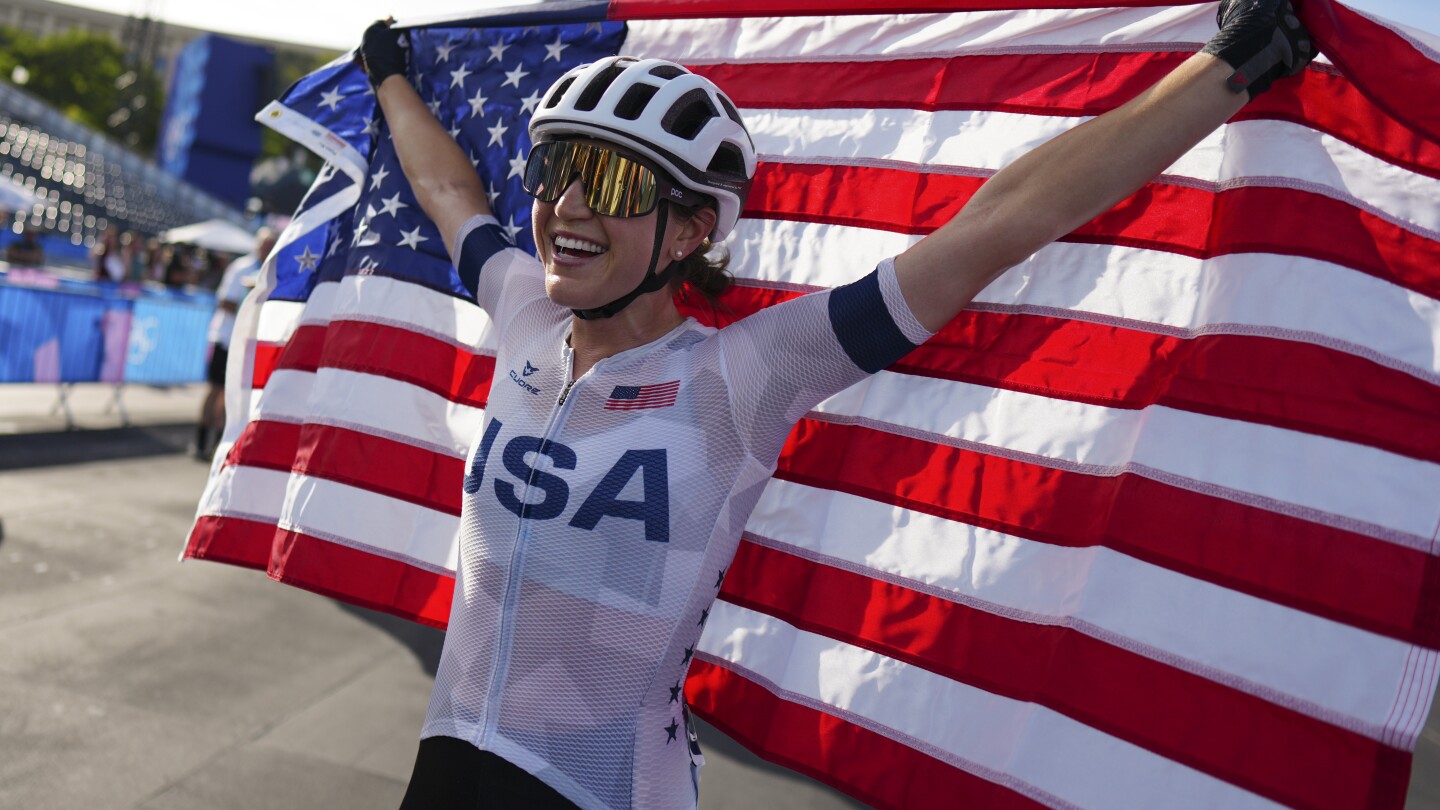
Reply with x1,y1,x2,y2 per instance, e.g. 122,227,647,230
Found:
0,178,41,213
158,219,257,254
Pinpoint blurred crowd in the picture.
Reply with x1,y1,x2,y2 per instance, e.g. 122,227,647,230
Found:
89,226,241,289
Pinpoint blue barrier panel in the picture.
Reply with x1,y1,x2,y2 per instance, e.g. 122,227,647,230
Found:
124,293,214,384
0,273,215,384
0,281,122,382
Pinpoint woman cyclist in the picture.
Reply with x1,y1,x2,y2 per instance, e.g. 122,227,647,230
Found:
359,3,1313,807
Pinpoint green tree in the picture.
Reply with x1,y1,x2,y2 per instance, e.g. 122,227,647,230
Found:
0,25,164,154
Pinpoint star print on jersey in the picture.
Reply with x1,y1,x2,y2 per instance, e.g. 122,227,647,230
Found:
681,644,694,665
665,719,679,743
698,607,709,627
715,568,726,588
669,681,681,704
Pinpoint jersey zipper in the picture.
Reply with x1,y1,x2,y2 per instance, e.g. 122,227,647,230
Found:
481,342,590,746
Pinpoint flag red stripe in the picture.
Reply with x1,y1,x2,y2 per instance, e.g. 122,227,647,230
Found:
695,53,1440,179
746,161,1440,301
252,341,284,388
255,321,498,408
187,515,453,629
612,0,1203,20
216,400,1440,648
777,417,1440,650
225,420,467,516
684,286,1440,466
684,657,1046,810
721,539,1410,810
1300,0,1440,148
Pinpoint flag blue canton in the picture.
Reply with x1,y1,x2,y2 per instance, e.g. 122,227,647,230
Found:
610,385,642,399
266,21,624,305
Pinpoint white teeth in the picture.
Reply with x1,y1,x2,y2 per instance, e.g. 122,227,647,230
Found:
553,235,607,255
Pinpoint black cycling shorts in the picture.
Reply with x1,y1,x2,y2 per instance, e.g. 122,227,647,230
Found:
399,736,579,809
206,345,229,387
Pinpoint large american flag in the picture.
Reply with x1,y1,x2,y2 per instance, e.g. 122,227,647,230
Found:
185,2,1440,807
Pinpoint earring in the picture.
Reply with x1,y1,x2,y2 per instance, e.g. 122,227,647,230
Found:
674,250,684,258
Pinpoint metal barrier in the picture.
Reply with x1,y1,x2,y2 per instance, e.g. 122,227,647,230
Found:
0,268,216,427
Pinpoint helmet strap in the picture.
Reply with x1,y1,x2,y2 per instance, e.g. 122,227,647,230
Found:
571,201,684,320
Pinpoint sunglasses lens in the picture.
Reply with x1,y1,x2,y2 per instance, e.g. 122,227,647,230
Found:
523,142,658,217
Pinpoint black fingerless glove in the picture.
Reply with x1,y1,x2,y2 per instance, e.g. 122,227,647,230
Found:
1201,0,1316,98
359,20,408,90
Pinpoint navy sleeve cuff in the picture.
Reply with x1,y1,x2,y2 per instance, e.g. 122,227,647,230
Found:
827,267,923,374
455,216,514,301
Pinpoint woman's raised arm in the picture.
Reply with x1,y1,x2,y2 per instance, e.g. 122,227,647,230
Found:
893,0,1314,333
361,21,492,259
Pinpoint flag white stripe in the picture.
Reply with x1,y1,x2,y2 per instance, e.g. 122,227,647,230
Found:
199,465,461,571
698,601,1283,810
817,371,1440,542
724,219,1440,379
628,6,1218,64
745,477,1415,734
256,369,484,457
743,109,1440,234
255,276,498,350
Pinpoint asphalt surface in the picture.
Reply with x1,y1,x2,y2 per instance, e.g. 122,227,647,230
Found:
0,385,865,810
0,384,1435,809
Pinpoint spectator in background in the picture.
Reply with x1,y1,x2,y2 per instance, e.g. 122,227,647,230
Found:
122,231,146,282
194,227,277,459
93,226,125,282
5,226,44,266
163,246,192,287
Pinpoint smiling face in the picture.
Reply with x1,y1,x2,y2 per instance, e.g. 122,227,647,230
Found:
530,138,715,313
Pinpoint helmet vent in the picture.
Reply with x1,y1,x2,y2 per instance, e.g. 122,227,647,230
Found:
661,89,718,141
707,143,746,177
544,77,575,109
717,94,744,126
648,64,686,79
575,63,628,112
614,83,660,121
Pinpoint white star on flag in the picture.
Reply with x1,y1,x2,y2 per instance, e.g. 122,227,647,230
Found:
294,246,320,272
435,41,458,63
544,35,570,62
368,164,389,191
319,88,344,110
448,124,461,139
397,227,428,250
377,192,408,218
468,89,488,118
487,119,509,147
502,63,530,89
362,118,378,136
487,185,502,208
520,89,542,116
508,150,527,180
487,40,511,63
427,99,442,115
502,215,524,241
449,64,473,89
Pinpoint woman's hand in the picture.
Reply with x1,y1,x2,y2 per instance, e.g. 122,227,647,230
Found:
1202,0,1316,98
359,19,408,90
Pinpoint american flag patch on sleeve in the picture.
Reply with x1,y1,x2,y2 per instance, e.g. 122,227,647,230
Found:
604,381,680,411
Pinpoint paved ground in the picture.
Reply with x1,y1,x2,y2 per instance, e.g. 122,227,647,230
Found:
0,384,1435,809
0,384,864,810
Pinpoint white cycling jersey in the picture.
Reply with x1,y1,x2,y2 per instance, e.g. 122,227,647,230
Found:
423,214,932,809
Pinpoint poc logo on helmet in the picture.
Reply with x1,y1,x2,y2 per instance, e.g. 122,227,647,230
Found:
668,188,685,199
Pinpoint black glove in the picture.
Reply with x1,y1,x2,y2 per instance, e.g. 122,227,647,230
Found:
1201,0,1316,98
359,19,408,90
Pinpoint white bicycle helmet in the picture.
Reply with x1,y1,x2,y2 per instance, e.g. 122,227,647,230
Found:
529,56,756,241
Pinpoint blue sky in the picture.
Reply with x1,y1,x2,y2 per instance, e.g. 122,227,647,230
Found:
52,0,1440,50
